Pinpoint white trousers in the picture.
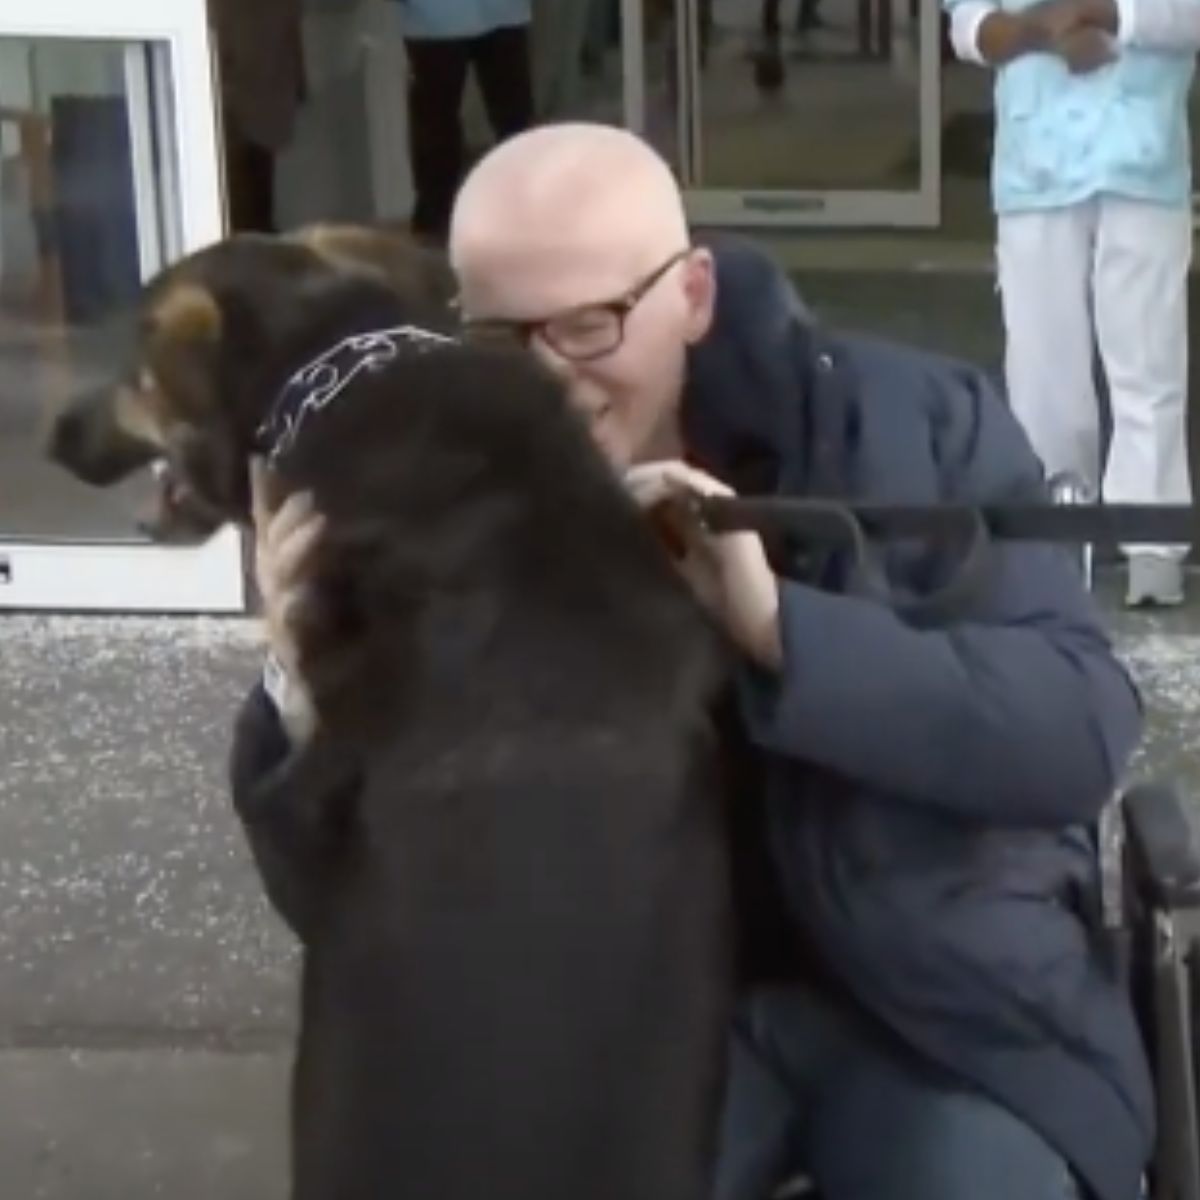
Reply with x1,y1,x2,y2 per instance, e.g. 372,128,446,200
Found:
997,195,1193,558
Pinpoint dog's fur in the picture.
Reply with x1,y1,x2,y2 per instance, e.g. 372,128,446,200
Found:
52,228,734,1198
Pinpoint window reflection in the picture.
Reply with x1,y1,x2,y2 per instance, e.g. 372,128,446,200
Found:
0,39,173,540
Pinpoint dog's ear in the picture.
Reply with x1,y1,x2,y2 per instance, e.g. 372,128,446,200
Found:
147,282,222,348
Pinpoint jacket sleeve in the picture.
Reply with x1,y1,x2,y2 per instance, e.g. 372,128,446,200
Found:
739,358,1143,829
944,0,996,62
1116,0,1200,51
229,683,357,942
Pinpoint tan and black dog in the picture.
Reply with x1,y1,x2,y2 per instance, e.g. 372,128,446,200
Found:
46,223,456,540
49,227,735,1200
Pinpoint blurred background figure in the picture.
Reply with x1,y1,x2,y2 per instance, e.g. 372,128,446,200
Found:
394,0,534,244
946,0,1197,607
532,0,594,119
210,0,306,232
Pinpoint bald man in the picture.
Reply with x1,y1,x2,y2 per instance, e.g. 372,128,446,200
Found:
234,125,1152,1200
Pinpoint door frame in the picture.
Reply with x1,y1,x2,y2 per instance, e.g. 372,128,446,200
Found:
622,0,942,228
0,0,245,613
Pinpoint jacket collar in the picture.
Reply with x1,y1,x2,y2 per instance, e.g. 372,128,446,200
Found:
681,235,854,502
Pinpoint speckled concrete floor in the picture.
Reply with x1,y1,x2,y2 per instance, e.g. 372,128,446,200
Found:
1,617,296,1048
0,616,294,1196
1,595,1199,1196
0,1048,289,1200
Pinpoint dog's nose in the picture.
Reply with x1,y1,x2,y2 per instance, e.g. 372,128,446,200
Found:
47,407,87,468
45,401,150,487
47,406,108,479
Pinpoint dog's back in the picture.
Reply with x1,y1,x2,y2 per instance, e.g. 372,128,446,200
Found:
264,333,733,1199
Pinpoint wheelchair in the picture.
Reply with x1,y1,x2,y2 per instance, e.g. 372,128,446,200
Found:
766,784,1200,1200
768,475,1200,1200
1050,474,1200,1200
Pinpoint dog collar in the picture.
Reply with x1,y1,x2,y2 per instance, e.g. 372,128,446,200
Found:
257,324,455,463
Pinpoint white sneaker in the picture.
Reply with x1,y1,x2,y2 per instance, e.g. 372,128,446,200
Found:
1125,556,1186,608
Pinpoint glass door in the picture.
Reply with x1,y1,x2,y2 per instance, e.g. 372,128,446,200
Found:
0,0,243,612
625,0,942,227
1192,78,1200,228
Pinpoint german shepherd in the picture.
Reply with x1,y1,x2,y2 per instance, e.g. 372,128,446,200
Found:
49,226,734,1200
46,223,457,541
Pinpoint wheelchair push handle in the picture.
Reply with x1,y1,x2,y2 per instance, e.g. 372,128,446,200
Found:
694,495,1195,548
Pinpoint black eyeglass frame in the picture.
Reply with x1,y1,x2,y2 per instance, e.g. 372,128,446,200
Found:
456,247,693,362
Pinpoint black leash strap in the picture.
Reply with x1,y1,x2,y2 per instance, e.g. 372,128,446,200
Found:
696,497,1195,546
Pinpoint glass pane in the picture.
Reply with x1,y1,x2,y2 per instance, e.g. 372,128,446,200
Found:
1192,78,1200,230
0,37,175,541
645,0,925,192
531,0,629,124
641,1,688,176
940,41,1003,240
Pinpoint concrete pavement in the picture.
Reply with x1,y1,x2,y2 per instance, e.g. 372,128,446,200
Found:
2,595,1199,1196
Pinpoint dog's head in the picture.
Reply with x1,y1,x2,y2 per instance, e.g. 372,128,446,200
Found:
46,225,455,541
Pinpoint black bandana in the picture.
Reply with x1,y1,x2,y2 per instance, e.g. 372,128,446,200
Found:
256,324,455,463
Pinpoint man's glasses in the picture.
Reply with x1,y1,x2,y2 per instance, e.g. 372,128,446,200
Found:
459,248,692,362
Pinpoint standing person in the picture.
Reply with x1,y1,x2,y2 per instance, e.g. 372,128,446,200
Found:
395,0,535,244
945,0,1198,606
237,123,1151,1200
531,0,592,118
210,0,306,232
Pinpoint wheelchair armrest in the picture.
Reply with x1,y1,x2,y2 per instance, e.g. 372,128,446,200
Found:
1123,782,1200,909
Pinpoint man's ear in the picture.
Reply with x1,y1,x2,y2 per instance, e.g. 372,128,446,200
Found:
681,248,716,345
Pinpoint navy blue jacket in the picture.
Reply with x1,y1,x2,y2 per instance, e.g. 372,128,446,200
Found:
686,237,1151,1200
229,237,1151,1200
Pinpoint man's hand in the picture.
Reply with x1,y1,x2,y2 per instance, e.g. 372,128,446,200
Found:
1024,0,1119,62
1025,0,1090,44
250,458,326,739
1056,24,1117,69
625,461,783,672
972,0,1117,66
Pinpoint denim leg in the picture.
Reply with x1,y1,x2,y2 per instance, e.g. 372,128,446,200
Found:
714,1010,803,1200
714,986,856,1200
805,1018,1083,1200
715,985,1085,1200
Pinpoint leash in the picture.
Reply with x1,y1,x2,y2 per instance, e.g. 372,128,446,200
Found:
695,497,1195,547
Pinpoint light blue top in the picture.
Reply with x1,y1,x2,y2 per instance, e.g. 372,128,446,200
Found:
946,0,1197,213
392,0,532,40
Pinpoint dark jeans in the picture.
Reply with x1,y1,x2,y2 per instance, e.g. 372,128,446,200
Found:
716,985,1086,1200
223,123,276,233
49,95,141,325
404,25,534,242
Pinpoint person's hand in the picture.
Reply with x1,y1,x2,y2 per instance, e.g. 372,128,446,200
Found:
1056,25,1116,71
1024,0,1088,44
1024,0,1082,42
250,458,326,739
625,461,783,672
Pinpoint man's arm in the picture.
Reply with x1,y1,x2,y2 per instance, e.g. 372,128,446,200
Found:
948,0,1144,66
230,679,350,942
950,0,1058,64
1107,0,1200,50
1030,0,1200,49
964,0,1200,58
738,356,1143,830
231,463,345,940
739,554,1141,827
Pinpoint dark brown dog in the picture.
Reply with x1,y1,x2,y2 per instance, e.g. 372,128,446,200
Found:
51,228,735,1199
